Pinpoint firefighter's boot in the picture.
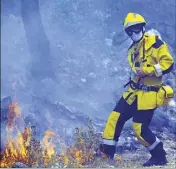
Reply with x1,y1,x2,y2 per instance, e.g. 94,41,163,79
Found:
143,142,168,167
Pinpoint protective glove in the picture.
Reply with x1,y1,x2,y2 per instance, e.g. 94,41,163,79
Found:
138,66,155,77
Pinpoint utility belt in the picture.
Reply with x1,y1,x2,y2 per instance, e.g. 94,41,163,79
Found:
124,80,174,106
124,80,160,92
131,81,160,92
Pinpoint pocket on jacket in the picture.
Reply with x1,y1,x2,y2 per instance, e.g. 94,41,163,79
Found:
156,85,174,106
137,91,157,110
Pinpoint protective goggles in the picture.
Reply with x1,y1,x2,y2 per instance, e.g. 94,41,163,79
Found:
125,24,144,37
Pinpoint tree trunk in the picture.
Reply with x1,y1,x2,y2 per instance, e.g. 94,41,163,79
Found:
21,0,54,80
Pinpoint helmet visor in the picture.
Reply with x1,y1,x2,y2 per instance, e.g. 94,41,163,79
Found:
125,23,144,37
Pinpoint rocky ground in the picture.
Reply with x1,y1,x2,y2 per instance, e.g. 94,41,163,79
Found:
82,133,176,168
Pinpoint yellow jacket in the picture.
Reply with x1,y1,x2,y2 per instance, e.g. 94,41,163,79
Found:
123,32,174,110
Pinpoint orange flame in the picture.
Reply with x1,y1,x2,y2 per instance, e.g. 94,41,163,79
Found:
41,130,57,166
0,127,32,167
1,102,111,167
0,103,34,167
0,101,60,167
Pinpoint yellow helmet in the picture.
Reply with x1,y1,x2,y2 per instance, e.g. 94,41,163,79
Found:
123,13,146,29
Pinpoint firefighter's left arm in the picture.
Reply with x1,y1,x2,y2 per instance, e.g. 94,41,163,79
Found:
153,42,174,77
142,42,174,77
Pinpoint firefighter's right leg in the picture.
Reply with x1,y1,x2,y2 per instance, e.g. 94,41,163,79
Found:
99,97,135,159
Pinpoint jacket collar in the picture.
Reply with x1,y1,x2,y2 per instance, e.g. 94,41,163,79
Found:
144,32,157,51
132,32,157,51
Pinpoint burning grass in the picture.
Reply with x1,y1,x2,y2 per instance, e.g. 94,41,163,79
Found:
1,102,175,168
0,102,104,168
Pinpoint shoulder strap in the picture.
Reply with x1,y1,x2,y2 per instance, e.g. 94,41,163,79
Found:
142,38,145,61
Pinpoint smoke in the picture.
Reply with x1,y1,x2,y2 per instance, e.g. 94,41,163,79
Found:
1,14,31,97
1,1,176,153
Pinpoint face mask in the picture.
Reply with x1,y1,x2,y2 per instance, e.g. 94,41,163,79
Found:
131,30,144,42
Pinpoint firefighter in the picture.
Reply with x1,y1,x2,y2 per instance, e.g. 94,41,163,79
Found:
100,12,174,167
